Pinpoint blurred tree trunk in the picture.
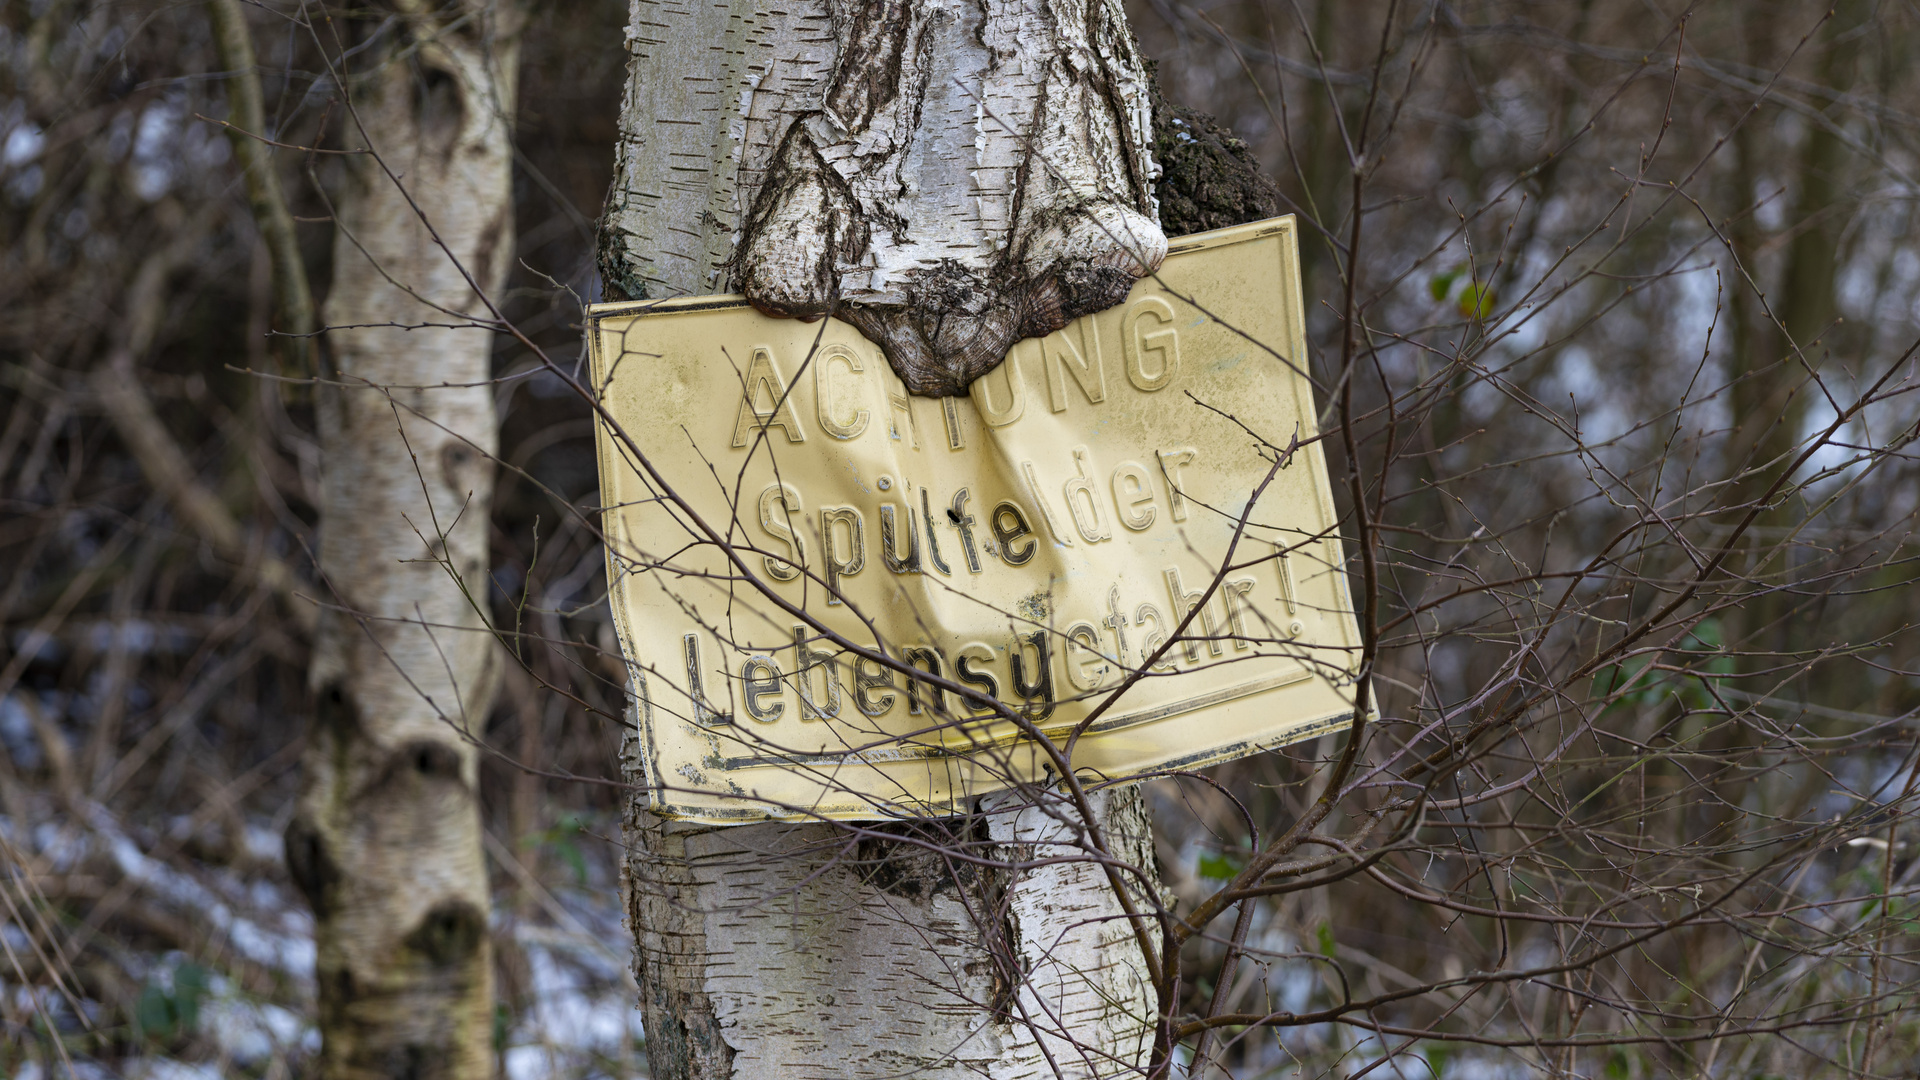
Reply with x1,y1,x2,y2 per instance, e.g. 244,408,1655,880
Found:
1703,0,1866,864
596,2,1231,1076
1728,1,1865,651
279,5,522,1077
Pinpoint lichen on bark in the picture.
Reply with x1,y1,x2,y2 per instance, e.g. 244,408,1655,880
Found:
1147,68,1282,238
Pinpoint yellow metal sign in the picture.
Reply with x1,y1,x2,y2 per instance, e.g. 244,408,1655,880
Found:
591,217,1360,822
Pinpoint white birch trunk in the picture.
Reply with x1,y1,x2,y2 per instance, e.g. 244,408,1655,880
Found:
621,785,1161,1079
602,2,1173,1076
283,8,520,1077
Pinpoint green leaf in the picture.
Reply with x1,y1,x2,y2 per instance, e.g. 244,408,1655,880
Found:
1428,270,1460,301
1197,852,1243,881
529,815,592,887
135,985,175,1041
172,963,207,1031
1315,921,1337,958
135,961,210,1043
1595,656,1660,709
1458,282,1494,320
552,836,588,887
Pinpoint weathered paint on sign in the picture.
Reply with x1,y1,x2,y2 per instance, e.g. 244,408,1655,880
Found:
590,216,1361,822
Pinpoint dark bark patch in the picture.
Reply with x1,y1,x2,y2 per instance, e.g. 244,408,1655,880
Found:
316,911,490,1080
316,681,361,744
402,739,465,783
379,1044,437,1080
1149,70,1281,238
284,815,341,918
835,223,1142,397
319,965,357,1020
439,441,482,494
627,822,737,1080
411,62,465,144
733,122,870,321
854,836,957,902
1050,259,1138,321
356,738,468,805
595,221,649,302
468,204,510,296
839,289,1017,397
404,899,487,967
824,0,914,132
850,817,1004,910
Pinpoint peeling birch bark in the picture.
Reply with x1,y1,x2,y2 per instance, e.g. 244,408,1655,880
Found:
598,0,1168,396
283,8,520,1077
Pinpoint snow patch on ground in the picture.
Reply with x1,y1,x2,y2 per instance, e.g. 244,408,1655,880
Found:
3,807,651,1079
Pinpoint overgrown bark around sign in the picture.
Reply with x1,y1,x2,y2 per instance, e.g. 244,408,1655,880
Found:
1725,0,1865,657
600,3,1283,1078
280,6,521,1077
597,0,1169,397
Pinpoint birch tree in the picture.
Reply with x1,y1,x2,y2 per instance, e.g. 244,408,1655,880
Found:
597,2,1199,1076
275,5,522,1076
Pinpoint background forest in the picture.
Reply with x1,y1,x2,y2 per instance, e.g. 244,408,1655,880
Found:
3,1,1919,1078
